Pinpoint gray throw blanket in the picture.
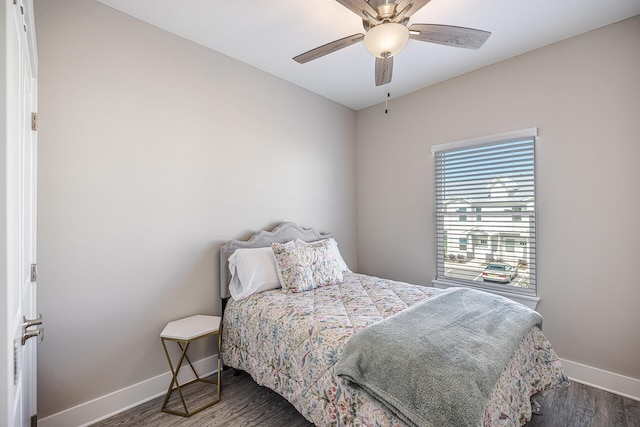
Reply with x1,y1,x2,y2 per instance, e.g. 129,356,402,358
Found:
334,287,543,427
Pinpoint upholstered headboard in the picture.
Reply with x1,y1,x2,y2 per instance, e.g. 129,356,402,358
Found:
219,222,333,300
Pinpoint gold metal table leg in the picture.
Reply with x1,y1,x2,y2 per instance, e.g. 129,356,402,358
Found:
160,332,221,417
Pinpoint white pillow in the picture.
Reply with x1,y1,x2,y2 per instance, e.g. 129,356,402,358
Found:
295,238,350,272
228,247,281,300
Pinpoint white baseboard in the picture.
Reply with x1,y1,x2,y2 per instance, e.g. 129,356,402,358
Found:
560,358,640,401
38,355,639,427
38,355,219,427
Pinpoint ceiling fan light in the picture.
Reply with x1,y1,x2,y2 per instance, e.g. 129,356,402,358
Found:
364,23,410,58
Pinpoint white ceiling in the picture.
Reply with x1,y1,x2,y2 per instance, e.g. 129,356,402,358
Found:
95,0,640,110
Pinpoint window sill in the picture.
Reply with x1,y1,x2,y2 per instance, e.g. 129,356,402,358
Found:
431,279,540,310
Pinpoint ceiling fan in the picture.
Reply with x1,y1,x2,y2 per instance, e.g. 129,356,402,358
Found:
293,0,491,86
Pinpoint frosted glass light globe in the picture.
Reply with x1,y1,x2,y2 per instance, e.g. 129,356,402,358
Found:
364,23,410,58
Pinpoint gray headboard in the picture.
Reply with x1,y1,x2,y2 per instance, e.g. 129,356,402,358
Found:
219,222,333,300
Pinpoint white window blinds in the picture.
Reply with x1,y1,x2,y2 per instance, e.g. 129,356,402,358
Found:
433,129,537,296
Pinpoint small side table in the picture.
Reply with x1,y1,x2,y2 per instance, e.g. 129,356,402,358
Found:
160,315,222,417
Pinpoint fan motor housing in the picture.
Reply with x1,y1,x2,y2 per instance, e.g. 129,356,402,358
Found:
362,0,406,31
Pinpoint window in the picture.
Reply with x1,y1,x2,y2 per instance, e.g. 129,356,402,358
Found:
433,128,537,297
458,207,467,222
513,206,522,222
505,238,515,252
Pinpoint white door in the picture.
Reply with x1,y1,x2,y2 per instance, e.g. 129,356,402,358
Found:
2,1,40,426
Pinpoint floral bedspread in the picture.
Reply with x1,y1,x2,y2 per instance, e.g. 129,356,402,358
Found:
221,272,568,426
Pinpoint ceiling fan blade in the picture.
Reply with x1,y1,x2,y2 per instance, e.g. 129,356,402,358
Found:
375,56,393,86
293,34,364,64
395,0,432,18
409,24,491,49
335,0,379,21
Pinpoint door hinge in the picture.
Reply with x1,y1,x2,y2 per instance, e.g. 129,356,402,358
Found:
31,414,38,427
31,112,38,131
30,263,37,282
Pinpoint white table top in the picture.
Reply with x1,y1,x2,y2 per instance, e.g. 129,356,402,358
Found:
161,315,221,340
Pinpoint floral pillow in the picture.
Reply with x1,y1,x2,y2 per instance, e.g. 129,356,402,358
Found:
296,238,350,272
272,239,344,293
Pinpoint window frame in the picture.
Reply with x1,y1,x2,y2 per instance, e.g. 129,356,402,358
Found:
431,128,540,309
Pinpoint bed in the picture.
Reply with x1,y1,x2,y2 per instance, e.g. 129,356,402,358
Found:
219,222,568,426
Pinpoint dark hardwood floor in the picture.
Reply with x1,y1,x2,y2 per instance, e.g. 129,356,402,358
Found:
526,380,640,427
90,369,639,426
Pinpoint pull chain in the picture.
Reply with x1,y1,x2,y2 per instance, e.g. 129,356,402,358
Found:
385,89,390,114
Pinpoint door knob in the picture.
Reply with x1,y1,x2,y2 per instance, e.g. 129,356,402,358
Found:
23,314,42,329
22,327,44,345
22,314,44,345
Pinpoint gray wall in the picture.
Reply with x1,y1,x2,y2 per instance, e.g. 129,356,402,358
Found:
356,15,640,380
35,0,357,418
